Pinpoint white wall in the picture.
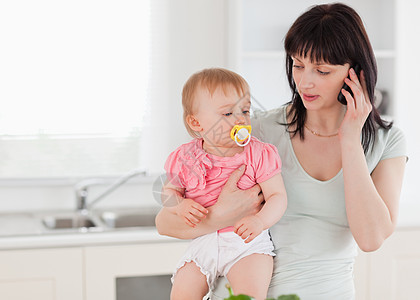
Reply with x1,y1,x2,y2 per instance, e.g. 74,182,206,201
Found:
1,0,418,212
0,0,229,212
395,0,420,204
140,0,228,174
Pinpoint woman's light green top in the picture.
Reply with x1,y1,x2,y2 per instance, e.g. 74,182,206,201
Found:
212,105,407,300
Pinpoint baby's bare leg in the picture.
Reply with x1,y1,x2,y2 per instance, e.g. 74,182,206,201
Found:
226,253,273,300
171,261,209,300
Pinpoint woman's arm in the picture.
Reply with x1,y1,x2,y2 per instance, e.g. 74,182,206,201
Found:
342,139,405,252
340,70,406,252
155,205,221,239
155,165,264,239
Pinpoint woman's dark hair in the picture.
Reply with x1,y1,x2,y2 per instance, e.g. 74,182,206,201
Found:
284,3,392,153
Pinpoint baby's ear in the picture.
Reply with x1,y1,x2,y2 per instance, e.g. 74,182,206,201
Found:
186,115,202,132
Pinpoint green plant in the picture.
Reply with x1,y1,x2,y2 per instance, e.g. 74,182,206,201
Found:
224,284,300,300
266,295,300,300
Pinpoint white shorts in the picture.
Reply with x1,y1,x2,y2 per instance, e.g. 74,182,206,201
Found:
171,229,275,290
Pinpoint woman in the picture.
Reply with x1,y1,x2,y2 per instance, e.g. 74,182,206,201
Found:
156,3,407,299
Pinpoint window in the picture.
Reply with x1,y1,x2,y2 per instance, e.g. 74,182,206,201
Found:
0,0,151,178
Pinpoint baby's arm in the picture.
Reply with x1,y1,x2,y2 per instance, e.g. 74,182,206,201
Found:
235,172,287,242
162,182,208,228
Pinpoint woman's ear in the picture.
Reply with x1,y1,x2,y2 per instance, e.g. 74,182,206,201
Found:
186,115,202,132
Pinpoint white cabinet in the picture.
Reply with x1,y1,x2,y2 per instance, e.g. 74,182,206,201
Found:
354,228,420,299
0,241,188,300
0,248,83,300
228,0,396,114
0,230,418,300
354,248,370,299
84,241,189,300
368,228,420,299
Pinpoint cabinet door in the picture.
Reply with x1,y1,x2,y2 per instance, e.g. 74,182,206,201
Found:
369,229,420,299
354,250,370,300
85,242,189,300
0,248,83,300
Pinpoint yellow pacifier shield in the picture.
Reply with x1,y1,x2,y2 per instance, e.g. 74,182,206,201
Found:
230,125,252,142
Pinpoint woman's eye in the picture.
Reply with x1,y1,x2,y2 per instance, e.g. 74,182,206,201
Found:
317,70,330,75
223,112,232,116
242,110,250,115
293,65,303,69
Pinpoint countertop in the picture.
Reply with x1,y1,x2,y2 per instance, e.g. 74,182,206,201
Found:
0,227,179,250
0,208,184,250
1,201,418,251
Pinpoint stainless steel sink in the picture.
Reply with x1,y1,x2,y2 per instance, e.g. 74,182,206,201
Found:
100,211,156,228
39,207,158,232
100,209,157,228
42,214,97,229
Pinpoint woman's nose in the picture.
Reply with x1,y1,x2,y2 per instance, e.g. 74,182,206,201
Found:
297,71,315,89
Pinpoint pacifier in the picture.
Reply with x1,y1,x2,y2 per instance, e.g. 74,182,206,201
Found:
230,125,252,147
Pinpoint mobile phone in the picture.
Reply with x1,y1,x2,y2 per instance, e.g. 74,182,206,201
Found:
337,64,362,105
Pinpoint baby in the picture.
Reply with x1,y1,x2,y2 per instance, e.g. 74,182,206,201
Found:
162,68,287,300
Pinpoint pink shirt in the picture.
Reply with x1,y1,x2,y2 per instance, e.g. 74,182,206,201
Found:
164,137,282,232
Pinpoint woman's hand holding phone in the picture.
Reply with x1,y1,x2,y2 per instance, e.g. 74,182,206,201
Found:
338,66,373,142
337,64,362,105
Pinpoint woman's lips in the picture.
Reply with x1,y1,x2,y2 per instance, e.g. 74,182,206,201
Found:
302,93,319,102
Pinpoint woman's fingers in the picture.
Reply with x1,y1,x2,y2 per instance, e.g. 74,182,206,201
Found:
359,70,368,96
360,71,373,110
339,68,373,138
346,68,371,113
247,184,264,213
248,183,262,198
349,67,362,87
216,165,263,224
224,165,246,190
341,87,356,114
257,189,264,206
344,78,361,109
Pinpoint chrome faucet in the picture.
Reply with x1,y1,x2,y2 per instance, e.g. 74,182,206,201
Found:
74,168,149,213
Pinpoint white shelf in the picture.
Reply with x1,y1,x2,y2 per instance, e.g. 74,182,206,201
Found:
242,50,395,60
231,1,397,116
242,51,285,59
374,49,396,58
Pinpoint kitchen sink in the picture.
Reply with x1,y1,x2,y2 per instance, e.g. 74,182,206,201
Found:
100,210,157,228
42,214,97,230
39,207,158,233
0,207,161,238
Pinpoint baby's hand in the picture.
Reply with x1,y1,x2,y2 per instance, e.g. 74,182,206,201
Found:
175,198,208,227
234,215,264,243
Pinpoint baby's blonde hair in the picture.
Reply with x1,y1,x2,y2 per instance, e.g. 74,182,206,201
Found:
182,68,250,138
